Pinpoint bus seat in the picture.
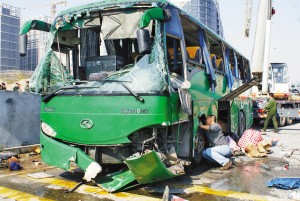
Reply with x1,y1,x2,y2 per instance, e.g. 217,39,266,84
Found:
186,47,199,59
186,46,202,64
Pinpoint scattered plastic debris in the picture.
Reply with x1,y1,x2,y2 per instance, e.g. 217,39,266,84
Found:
162,186,188,201
8,156,22,171
35,148,41,154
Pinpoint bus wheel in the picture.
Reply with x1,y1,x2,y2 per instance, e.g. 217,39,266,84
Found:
237,111,246,137
279,117,286,127
193,130,205,166
286,117,293,125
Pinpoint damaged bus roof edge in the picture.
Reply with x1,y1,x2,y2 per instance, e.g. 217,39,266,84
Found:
57,0,168,16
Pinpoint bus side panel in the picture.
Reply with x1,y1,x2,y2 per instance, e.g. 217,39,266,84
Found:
244,99,253,128
230,100,240,134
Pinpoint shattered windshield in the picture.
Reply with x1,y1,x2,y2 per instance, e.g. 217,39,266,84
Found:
30,6,168,95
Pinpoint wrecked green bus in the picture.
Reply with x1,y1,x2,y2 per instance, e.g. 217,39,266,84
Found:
20,0,254,192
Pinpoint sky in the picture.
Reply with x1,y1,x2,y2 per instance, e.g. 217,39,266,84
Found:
2,0,300,83
219,0,300,83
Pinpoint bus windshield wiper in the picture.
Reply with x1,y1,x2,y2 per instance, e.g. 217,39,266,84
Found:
104,79,144,103
43,85,99,103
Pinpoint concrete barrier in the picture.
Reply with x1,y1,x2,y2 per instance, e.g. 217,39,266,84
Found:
0,91,40,148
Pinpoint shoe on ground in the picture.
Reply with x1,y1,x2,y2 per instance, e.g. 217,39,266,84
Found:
274,130,279,133
260,129,266,132
220,160,232,170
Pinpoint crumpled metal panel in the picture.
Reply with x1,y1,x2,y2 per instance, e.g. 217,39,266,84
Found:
96,168,137,193
41,133,92,171
125,151,176,184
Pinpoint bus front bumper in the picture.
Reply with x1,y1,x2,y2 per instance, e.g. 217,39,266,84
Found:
40,133,180,192
40,133,102,182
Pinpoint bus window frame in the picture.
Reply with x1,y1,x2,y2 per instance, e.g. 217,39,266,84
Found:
165,34,185,77
206,35,225,74
180,23,204,69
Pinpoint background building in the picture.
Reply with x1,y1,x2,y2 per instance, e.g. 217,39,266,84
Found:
170,0,224,37
0,3,20,71
20,15,52,71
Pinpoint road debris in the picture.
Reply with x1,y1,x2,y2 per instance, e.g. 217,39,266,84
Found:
162,186,188,201
27,172,54,179
8,156,22,171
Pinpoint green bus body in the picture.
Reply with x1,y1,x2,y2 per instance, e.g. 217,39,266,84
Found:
21,0,253,191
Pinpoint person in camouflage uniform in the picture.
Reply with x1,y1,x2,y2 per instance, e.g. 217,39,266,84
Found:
262,93,279,133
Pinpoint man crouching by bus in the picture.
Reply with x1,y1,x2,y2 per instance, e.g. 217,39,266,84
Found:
200,115,232,170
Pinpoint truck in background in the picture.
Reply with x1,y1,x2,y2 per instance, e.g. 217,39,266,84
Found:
253,63,300,126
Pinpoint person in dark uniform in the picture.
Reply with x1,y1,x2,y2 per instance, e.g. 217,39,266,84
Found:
262,93,279,133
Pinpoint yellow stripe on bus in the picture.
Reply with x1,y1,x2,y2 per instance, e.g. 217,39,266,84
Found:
0,186,53,201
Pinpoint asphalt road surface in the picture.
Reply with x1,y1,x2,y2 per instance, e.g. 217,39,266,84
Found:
0,121,299,201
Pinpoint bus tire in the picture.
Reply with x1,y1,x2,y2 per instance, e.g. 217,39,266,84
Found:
237,111,246,137
286,117,293,125
279,117,286,127
193,130,205,166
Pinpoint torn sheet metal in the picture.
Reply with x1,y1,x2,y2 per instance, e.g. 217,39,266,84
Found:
125,150,177,184
96,168,137,193
40,133,101,181
96,150,184,192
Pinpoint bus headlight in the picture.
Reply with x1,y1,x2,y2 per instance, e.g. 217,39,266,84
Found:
41,122,57,137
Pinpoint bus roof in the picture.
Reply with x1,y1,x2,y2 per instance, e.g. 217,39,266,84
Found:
58,0,248,61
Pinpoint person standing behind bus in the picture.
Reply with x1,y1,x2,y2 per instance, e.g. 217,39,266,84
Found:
262,93,279,133
3,83,6,90
24,81,30,92
200,115,232,170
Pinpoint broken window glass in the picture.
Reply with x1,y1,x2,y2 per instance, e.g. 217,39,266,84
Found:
29,3,168,95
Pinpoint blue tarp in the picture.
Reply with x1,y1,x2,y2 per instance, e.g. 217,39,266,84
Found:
268,178,300,190
199,29,216,92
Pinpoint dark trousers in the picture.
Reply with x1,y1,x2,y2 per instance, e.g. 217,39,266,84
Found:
263,113,278,131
